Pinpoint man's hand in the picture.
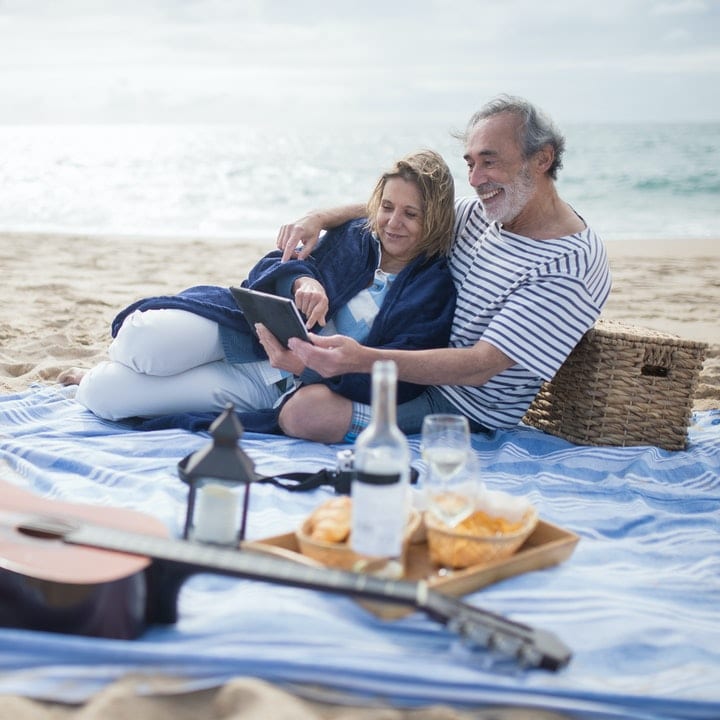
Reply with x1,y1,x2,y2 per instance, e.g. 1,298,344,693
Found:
255,323,306,375
276,214,324,262
276,204,367,262
287,333,373,378
292,277,329,327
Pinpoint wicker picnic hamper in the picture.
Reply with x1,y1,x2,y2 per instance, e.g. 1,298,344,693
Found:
523,320,707,451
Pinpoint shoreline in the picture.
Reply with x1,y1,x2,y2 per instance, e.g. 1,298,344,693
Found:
1,231,718,411
2,229,718,253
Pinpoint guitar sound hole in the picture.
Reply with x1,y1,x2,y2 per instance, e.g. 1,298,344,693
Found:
17,516,77,540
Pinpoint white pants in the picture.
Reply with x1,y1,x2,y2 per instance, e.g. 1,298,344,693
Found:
77,309,285,420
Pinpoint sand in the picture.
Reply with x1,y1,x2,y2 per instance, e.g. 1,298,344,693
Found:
1,232,718,409
0,231,718,718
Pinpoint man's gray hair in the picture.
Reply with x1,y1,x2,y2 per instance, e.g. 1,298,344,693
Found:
462,94,566,180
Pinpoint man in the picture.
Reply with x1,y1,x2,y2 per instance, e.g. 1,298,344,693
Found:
258,94,612,442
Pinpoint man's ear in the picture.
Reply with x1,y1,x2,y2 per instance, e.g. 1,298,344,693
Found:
534,144,555,174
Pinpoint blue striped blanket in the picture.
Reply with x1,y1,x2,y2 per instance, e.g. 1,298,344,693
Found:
1,384,719,719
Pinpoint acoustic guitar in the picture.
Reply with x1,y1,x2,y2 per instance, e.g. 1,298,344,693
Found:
0,478,571,671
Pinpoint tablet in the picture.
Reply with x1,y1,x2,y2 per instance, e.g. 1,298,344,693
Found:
230,286,310,348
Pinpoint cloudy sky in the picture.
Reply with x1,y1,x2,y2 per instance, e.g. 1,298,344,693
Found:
1,0,718,126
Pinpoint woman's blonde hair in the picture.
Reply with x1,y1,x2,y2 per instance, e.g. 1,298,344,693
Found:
365,149,455,260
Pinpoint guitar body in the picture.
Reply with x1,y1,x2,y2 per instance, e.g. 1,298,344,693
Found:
0,564,148,639
0,479,169,639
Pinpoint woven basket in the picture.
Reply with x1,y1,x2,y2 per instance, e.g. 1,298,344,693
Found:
523,320,707,451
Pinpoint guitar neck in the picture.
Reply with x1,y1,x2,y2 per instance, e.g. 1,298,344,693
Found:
65,521,423,605
57,521,569,671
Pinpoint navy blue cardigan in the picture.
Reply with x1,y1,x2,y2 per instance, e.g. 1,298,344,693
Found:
114,219,456,432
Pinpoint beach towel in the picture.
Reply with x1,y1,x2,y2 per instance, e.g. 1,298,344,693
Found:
0,383,719,720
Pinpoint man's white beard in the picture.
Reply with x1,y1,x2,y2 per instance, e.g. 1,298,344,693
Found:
482,163,535,225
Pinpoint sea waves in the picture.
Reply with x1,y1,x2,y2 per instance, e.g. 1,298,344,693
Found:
0,121,718,243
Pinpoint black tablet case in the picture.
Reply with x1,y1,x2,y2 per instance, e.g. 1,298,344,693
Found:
230,286,310,348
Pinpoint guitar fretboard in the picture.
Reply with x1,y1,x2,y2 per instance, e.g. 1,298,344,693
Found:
66,522,425,606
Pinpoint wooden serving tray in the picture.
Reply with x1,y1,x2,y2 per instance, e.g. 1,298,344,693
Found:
249,519,579,620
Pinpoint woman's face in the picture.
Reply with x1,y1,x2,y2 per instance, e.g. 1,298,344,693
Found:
375,177,424,269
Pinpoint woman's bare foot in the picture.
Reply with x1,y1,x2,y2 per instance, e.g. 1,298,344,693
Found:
57,367,87,386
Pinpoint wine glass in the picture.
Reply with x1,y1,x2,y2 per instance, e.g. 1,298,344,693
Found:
421,414,476,527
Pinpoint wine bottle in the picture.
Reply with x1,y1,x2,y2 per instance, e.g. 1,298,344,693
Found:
351,360,411,577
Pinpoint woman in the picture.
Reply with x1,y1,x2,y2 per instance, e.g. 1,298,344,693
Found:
63,149,457,433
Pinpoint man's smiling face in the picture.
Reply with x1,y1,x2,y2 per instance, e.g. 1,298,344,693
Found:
463,112,536,225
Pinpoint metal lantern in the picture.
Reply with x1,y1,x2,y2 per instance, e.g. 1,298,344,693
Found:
179,404,258,545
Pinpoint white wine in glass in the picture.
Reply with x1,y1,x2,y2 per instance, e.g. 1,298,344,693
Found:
423,446,468,482
421,414,475,527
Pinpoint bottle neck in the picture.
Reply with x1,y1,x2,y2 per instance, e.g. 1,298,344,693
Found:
368,361,398,431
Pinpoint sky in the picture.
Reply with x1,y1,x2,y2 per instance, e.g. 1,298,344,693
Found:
0,0,718,126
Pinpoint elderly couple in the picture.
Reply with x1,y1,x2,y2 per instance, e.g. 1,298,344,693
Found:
60,94,612,442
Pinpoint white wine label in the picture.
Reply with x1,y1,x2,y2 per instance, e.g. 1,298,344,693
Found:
351,479,406,557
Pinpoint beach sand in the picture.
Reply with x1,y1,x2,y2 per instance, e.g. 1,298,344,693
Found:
1,232,718,409
0,232,718,719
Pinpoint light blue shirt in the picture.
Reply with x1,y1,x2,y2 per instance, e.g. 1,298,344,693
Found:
321,266,396,343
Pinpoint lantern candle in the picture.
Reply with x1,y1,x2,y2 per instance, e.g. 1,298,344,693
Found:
193,482,241,545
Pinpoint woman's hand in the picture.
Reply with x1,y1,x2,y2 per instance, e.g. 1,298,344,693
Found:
255,324,306,376
292,277,329,328
276,213,324,262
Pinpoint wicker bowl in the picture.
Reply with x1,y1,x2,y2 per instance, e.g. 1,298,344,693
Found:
297,507,421,571
425,506,538,569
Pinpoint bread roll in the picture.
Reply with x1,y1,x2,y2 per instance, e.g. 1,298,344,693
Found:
308,496,351,543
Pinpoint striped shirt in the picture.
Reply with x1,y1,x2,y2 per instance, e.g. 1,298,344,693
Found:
439,197,612,428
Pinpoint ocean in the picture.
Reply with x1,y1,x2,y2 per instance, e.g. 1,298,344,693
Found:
1,121,718,245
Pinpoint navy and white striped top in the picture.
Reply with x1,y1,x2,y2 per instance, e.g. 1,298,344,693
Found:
439,197,612,428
